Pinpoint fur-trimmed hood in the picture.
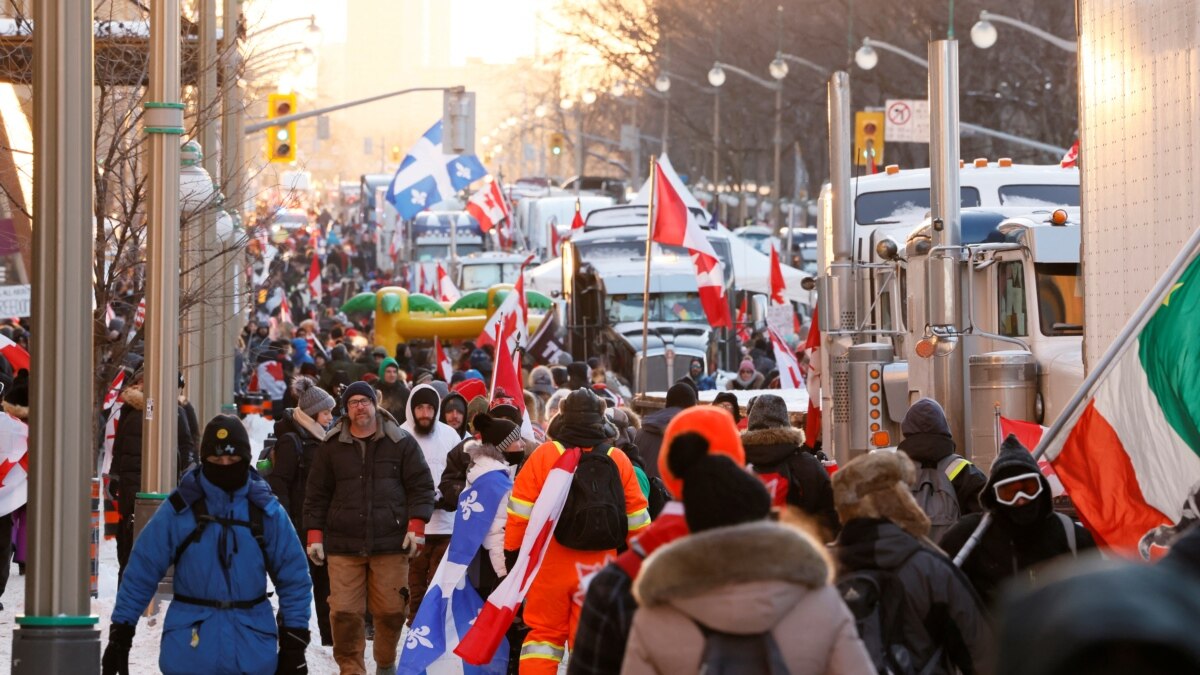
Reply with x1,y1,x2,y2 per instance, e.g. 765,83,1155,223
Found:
121,386,146,412
634,522,831,633
740,426,804,466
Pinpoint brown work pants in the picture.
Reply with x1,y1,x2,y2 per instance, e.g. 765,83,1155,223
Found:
406,534,451,625
327,553,411,675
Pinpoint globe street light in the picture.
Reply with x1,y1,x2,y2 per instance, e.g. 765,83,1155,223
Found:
855,43,879,70
768,54,789,81
707,66,726,88
581,89,597,105
654,74,671,93
970,10,1077,52
559,97,573,111
534,104,547,118
611,80,626,98
855,37,930,70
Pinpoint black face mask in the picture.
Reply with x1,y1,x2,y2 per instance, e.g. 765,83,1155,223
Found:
503,450,525,466
1000,499,1044,527
203,460,249,492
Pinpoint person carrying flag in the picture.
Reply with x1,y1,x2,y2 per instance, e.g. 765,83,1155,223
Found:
503,388,649,673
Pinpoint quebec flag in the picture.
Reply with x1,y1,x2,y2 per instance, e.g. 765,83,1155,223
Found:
388,121,488,220
399,467,511,675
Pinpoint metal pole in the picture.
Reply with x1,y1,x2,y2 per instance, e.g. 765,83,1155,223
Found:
245,86,458,133
661,95,669,155
12,0,101,668
220,0,244,412
712,92,720,191
640,158,656,396
195,0,221,424
630,100,641,187
576,109,584,191
772,84,782,229
928,39,968,454
141,0,184,513
826,71,853,465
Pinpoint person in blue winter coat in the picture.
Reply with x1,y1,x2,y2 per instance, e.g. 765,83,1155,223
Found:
101,415,313,675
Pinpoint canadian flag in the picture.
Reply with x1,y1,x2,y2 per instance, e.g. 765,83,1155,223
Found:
466,180,510,234
280,294,292,324
437,261,461,302
102,370,126,411
769,245,787,306
0,335,28,372
418,265,429,296
434,337,453,382
1061,140,1080,168
478,255,534,348
768,326,803,390
650,163,731,328
127,297,146,344
998,416,1067,497
549,219,561,257
803,307,822,446
736,295,751,343
570,200,584,231
308,255,322,304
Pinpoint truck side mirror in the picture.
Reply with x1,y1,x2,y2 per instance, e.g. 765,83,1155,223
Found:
801,277,816,291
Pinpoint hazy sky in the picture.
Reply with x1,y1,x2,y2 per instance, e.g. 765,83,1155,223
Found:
253,0,558,65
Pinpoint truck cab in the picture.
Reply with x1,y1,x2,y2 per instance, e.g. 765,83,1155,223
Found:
454,251,529,292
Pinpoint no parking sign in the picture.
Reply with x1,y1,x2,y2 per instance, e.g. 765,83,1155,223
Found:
885,99,929,143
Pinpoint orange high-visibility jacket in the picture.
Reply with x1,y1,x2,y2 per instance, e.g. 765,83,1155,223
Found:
505,441,650,550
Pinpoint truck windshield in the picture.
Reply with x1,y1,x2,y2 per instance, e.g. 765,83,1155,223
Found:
606,293,708,324
461,263,521,290
415,243,483,261
999,184,1080,207
855,188,982,225
1036,262,1083,336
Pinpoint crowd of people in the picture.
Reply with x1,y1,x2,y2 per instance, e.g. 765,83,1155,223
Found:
96,304,1200,675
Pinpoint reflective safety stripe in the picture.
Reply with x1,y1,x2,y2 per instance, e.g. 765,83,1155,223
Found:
627,508,651,531
945,457,972,481
520,641,565,662
553,441,565,455
507,496,534,519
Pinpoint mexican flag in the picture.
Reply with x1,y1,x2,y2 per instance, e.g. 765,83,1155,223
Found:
1043,252,1200,555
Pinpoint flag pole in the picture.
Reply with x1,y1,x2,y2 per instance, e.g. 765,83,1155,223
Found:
956,223,1200,567
640,157,656,398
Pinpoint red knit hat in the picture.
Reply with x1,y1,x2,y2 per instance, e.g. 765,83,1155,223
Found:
659,406,745,499
451,378,488,402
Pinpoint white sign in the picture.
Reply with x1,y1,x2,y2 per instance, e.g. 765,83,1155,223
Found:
884,99,930,143
0,285,29,318
767,303,796,341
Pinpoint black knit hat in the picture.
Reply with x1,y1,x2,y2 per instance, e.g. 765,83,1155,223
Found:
340,380,377,409
670,441,771,532
747,394,789,431
410,386,440,411
473,412,521,454
200,415,251,461
665,381,697,409
560,387,605,419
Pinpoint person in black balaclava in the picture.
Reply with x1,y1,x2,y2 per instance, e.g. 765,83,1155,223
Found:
940,434,1096,608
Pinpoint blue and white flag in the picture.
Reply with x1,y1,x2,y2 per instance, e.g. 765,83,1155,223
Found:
399,467,512,675
387,121,488,220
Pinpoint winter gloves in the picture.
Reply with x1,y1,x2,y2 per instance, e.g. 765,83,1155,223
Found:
404,519,426,558
101,622,135,675
275,626,310,674
306,530,325,566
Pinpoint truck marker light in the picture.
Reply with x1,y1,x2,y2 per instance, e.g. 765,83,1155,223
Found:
885,164,900,175
872,431,891,447
998,158,1013,167
870,382,880,392
973,157,988,168
915,337,937,359
1050,209,1069,226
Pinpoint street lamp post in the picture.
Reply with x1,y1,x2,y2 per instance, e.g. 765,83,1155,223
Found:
970,10,1077,52
654,74,671,155
772,52,829,251
709,61,784,228
855,37,930,70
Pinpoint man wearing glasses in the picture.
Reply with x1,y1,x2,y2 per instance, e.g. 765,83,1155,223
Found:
940,434,1095,607
305,381,435,675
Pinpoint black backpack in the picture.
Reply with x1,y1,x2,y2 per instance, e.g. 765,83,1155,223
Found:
752,449,804,510
646,475,672,519
554,445,627,550
695,621,790,675
837,551,942,675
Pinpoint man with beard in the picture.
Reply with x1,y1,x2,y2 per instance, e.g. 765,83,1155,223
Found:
439,390,469,440
940,434,1095,608
305,382,434,675
400,383,464,626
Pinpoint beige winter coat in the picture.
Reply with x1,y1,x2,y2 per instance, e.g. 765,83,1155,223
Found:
622,521,875,675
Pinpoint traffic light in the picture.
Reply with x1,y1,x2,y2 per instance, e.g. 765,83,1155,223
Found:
266,92,298,163
854,111,885,169
549,132,565,156
390,145,402,163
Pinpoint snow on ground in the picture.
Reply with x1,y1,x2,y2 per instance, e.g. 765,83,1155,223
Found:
0,536,372,674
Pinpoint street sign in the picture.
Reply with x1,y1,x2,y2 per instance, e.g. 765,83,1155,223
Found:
884,98,930,143
620,124,639,152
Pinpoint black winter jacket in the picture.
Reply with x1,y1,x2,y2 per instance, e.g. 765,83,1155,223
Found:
267,408,326,534
898,432,988,515
632,406,684,480
303,409,435,555
741,426,840,539
110,389,197,481
835,518,993,675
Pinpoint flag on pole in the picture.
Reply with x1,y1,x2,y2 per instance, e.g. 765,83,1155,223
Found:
768,327,803,390
456,448,583,665
997,417,1067,497
387,121,488,219
650,163,732,328
419,265,429,296
0,334,28,372
570,199,584,231
465,180,510,234
769,245,787,306
126,297,146,344
308,255,322,304
399,468,512,674
437,261,461,303
279,294,292,324
435,337,453,382
549,218,561,257
1040,247,1200,554
102,370,126,411
104,303,116,328
478,255,535,349
0,412,28,517
735,295,751,344
1061,140,1080,169
803,307,822,447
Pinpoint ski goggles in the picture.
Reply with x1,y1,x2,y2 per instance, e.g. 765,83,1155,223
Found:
992,472,1044,506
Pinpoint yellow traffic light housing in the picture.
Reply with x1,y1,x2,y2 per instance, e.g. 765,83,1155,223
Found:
549,132,564,156
854,111,885,168
390,145,402,163
267,93,298,163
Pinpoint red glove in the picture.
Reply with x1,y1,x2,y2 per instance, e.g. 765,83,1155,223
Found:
404,519,426,558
